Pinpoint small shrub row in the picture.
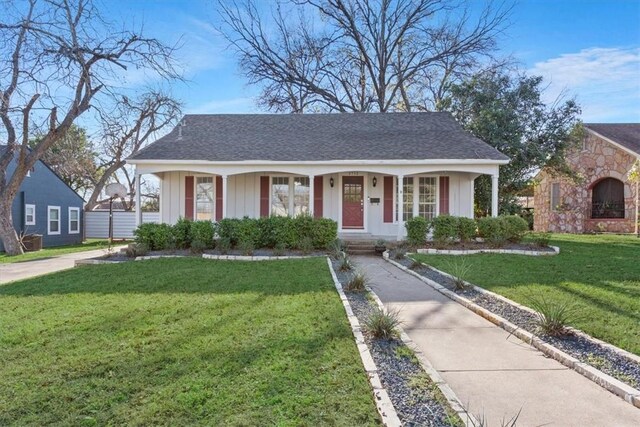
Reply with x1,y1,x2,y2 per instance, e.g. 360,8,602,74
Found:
217,215,337,250
405,214,530,247
134,218,216,251
134,215,338,252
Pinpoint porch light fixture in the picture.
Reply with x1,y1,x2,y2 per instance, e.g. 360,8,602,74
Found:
330,177,335,187
372,176,377,187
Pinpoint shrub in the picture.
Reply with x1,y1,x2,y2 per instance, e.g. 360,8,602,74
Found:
365,307,401,339
327,238,343,259
458,217,477,242
432,215,459,245
235,217,261,247
190,239,207,254
445,258,471,291
405,216,429,247
477,217,505,248
393,245,407,260
528,295,577,336
530,232,551,247
268,216,298,249
337,252,353,271
190,220,215,248
125,242,148,258
311,217,338,249
217,237,231,255
272,241,287,256
298,235,314,254
217,218,241,246
293,214,314,243
500,215,529,243
172,217,192,249
239,238,255,256
133,223,173,250
345,271,367,292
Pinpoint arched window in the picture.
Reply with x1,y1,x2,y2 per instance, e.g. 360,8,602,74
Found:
591,178,625,218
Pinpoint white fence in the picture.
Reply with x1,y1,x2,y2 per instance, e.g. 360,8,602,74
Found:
85,211,160,239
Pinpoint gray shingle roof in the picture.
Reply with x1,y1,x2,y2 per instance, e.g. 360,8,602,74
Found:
129,112,508,162
585,123,640,155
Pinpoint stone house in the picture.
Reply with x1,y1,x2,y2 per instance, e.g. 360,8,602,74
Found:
534,124,639,233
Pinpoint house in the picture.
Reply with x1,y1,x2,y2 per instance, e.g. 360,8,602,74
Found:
127,113,508,240
0,146,85,251
534,123,640,233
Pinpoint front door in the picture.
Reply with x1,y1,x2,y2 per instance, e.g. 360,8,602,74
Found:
342,176,364,229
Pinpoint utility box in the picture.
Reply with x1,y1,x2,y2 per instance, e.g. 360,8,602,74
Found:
22,234,43,252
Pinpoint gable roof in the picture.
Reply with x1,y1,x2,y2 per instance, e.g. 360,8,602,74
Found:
0,145,85,201
584,123,640,156
129,113,509,163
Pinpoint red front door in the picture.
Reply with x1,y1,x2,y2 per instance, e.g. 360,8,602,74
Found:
342,176,364,229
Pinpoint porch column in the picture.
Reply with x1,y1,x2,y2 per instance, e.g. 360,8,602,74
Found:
222,175,228,219
308,175,315,216
491,173,499,217
397,175,404,241
135,170,142,226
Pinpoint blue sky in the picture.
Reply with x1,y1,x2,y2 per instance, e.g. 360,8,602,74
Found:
106,0,640,123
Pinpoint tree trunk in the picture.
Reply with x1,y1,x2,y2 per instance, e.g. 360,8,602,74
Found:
0,198,23,255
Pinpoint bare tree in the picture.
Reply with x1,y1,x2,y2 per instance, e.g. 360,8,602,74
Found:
218,0,511,113
84,91,181,211
0,0,180,255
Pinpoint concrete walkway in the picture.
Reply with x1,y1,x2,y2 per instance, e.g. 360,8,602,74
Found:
354,256,640,426
0,246,126,284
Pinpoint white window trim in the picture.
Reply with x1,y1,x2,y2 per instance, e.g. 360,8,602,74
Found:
68,207,80,234
47,205,61,235
193,175,216,222
25,204,36,226
393,175,440,223
269,175,310,217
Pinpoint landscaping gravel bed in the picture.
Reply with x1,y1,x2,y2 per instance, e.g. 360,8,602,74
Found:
332,259,460,427
397,255,640,389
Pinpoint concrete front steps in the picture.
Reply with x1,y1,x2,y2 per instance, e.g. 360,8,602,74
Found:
344,240,377,255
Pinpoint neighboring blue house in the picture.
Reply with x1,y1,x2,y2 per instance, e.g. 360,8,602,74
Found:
0,146,85,251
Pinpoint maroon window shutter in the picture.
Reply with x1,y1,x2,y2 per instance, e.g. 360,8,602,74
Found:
260,176,270,218
314,177,323,218
185,176,194,220
383,176,393,223
439,176,450,215
215,176,223,221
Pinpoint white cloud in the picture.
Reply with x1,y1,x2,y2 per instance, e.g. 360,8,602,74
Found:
529,47,640,122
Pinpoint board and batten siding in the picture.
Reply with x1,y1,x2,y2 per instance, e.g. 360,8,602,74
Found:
158,170,476,238
84,211,160,239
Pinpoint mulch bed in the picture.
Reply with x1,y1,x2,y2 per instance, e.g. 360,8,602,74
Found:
332,259,459,427
396,256,640,390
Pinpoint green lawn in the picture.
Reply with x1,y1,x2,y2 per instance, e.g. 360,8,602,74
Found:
0,258,379,426
412,234,640,355
0,239,116,263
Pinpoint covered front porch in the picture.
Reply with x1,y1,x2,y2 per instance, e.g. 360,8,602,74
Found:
133,161,501,240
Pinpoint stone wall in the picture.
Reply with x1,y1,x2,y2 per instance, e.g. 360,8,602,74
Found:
534,132,638,233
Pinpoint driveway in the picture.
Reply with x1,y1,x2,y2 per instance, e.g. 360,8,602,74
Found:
0,246,126,284
354,255,640,426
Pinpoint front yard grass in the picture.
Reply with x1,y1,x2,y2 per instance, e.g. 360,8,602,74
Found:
0,258,380,426
0,239,116,263
412,234,640,355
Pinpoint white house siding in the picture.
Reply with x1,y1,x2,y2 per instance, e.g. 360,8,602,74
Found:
157,170,477,237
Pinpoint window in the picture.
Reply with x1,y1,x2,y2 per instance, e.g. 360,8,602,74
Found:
550,183,561,211
195,176,214,220
591,178,625,218
293,177,310,216
25,204,36,226
271,176,310,216
69,207,80,234
271,177,290,216
48,206,61,235
396,176,439,221
418,177,437,220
